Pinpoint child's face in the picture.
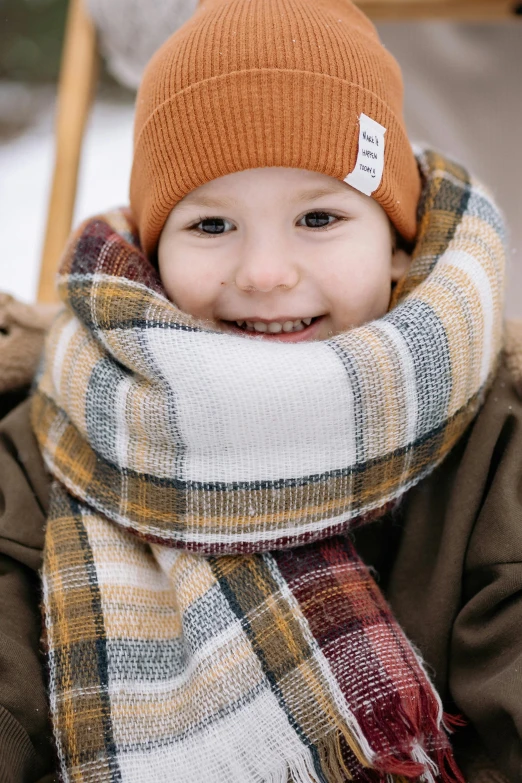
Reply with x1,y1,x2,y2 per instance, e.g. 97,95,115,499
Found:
158,167,410,341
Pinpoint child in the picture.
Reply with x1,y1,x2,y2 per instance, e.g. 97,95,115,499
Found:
0,0,521,781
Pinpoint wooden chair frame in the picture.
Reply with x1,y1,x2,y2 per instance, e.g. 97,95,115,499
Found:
37,0,521,303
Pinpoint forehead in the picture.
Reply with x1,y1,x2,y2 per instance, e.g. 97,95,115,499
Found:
175,167,359,210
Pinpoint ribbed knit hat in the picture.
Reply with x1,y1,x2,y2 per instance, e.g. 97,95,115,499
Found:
130,0,421,256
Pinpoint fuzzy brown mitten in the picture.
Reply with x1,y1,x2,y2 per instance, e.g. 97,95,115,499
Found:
0,293,60,416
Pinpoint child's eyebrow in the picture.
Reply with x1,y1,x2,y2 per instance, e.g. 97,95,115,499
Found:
176,194,237,210
176,185,349,212
294,186,349,203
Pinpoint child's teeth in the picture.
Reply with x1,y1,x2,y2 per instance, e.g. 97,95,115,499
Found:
237,318,316,333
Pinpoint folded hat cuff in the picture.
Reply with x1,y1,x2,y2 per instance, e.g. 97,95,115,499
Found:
130,68,420,255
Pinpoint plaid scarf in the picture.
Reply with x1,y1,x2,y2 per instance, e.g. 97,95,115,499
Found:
33,150,505,783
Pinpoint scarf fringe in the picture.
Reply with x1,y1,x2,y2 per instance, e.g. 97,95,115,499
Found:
352,689,465,783
289,728,466,783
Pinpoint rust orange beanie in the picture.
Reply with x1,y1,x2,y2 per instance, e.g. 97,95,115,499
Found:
130,0,421,256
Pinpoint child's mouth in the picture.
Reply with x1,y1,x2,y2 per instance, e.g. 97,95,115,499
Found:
221,316,324,342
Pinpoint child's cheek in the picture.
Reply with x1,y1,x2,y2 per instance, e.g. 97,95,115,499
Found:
328,267,391,332
160,261,219,320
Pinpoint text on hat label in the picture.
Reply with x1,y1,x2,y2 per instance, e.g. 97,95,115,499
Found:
344,114,386,197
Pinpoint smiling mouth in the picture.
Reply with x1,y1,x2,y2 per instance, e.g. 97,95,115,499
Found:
224,316,322,335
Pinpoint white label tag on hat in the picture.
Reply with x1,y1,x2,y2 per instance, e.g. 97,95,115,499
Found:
344,113,386,196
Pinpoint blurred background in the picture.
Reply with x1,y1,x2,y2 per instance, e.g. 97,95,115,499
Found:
0,0,521,315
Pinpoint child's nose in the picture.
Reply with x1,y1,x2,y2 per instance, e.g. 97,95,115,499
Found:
234,245,300,293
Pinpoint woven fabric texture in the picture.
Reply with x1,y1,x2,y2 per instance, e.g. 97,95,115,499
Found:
33,150,505,782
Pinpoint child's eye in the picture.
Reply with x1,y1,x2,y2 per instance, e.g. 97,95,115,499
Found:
190,217,235,235
298,212,340,229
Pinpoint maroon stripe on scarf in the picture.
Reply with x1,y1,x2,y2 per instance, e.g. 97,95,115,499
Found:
273,537,464,781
